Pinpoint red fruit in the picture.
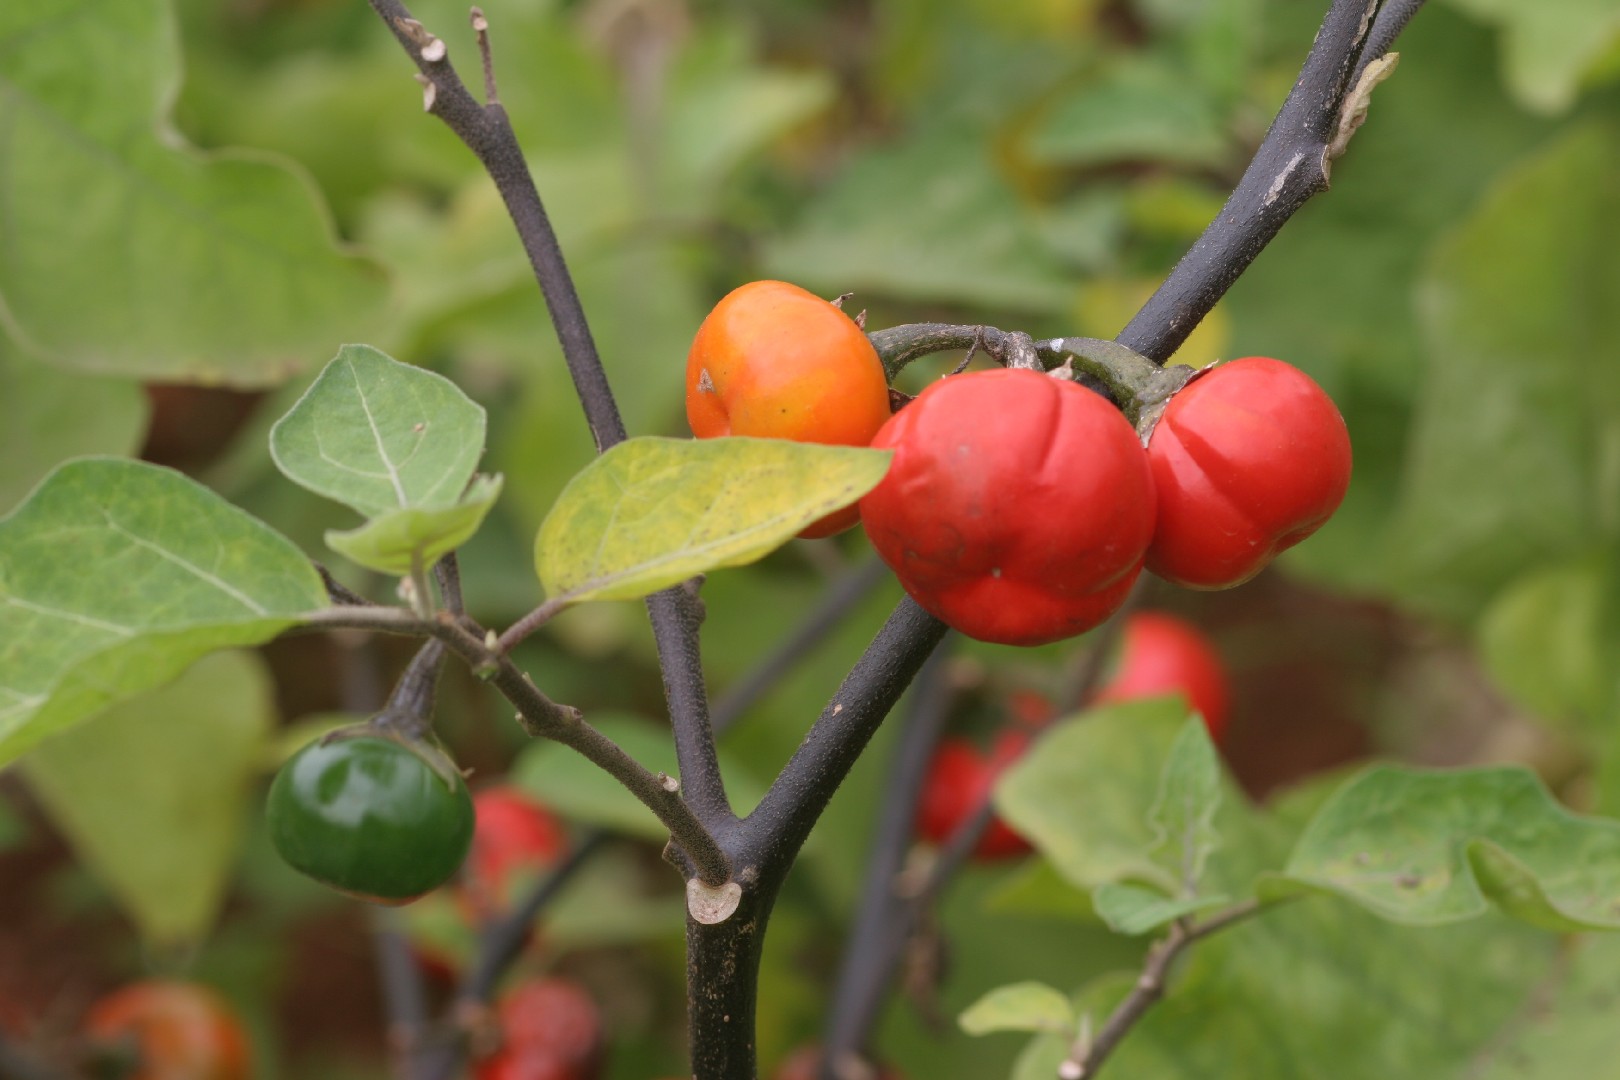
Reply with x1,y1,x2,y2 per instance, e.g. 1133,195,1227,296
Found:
1145,356,1352,589
1094,612,1232,741
463,788,569,918
84,981,251,1080
860,368,1155,646
916,732,1033,861
686,280,893,538
476,979,603,1080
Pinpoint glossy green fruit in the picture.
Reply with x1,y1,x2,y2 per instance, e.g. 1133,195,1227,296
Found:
267,733,475,905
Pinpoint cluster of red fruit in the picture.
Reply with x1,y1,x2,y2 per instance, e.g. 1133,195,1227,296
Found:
687,280,1353,647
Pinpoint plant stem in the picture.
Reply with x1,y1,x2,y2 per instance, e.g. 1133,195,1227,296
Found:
740,598,950,884
1116,0,1393,363
821,641,956,1072
1062,900,1266,1080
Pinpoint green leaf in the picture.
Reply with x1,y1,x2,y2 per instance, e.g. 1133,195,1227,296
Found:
1272,764,1620,930
1027,59,1232,169
1384,127,1620,617
270,345,489,518
1091,882,1229,936
1147,717,1224,893
1477,555,1620,735
762,127,1076,313
1470,934,1620,1079
1440,0,1620,113
995,700,1261,898
511,714,767,839
1045,905,1556,1079
981,858,1099,921
22,651,272,946
325,474,504,576
0,0,385,384
0,349,147,512
0,458,326,766
959,981,1077,1038
534,437,891,603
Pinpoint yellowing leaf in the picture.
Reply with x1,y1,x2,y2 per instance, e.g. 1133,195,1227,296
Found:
534,437,890,603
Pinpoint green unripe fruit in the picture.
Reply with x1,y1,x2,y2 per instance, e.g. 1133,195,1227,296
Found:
267,732,474,904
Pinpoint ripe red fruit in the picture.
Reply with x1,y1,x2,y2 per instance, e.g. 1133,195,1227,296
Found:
861,368,1156,646
1094,612,1232,741
462,787,569,919
1145,356,1352,589
916,732,1033,861
475,979,604,1080
686,280,893,538
84,981,251,1080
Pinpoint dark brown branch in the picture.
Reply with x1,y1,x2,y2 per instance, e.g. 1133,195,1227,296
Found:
1115,0,1384,363
822,640,956,1072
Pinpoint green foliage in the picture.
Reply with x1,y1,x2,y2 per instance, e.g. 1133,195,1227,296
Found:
1439,0,1620,113
0,458,325,766
270,344,502,574
23,651,273,946
996,703,1255,899
0,348,148,512
534,437,890,603
958,982,1076,1037
1272,765,1620,931
0,0,385,384
271,345,490,517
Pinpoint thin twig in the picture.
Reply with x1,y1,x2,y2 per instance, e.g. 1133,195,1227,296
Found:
295,605,730,888
316,562,374,606
434,553,465,616
1062,900,1266,1080
371,909,431,1080
366,0,728,828
822,640,957,1071
1354,0,1426,85
492,596,570,655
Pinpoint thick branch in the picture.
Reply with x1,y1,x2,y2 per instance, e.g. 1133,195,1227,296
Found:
647,586,734,827
1116,0,1381,362
740,598,949,881
822,640,956,1072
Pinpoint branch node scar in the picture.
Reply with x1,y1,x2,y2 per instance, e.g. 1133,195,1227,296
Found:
687,879,743,925
420,36,447,63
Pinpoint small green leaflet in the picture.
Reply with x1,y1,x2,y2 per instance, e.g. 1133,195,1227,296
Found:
0,458,326,766
1091,882,1228,936
326,475,504,576
959,981,1078,1038
534,436,890,604
270,345,501,575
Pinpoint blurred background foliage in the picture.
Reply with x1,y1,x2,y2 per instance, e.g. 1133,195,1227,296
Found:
2,0,1620,1076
